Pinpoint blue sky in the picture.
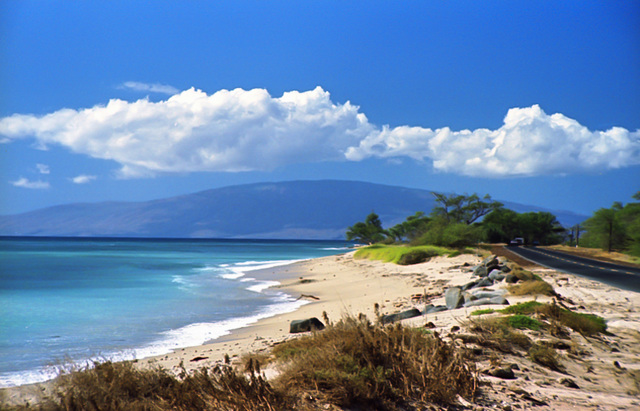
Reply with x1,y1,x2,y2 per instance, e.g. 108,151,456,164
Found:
1,1,639,218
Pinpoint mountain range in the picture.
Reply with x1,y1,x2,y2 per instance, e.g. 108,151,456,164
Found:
0,180,587,239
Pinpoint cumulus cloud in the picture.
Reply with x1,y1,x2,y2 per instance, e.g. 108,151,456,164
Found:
11,177,50,189
346,105,640,177
0,87,372,177
0,87,638,178
36,163,50,174
71,174,97,184
119,81,180,95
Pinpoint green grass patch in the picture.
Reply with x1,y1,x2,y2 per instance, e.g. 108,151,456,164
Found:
470,308,496,316
505,315,542,331
500,301,544,315
508,280,556,296
354,244,451,265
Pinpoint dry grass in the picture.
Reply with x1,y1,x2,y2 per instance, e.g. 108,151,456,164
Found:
272,315,478,409
28,360,289,411
544,245,640,266
508,280,556,296
25,316,479,410
529,343,564,372
464,317,533,353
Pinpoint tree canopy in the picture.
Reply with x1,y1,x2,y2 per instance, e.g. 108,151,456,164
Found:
346,212,387,244
431,193,503,224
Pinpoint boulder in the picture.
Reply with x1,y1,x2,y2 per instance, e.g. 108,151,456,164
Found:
488,269,506,281
483,255,500,270
424,305,448,314
461,280,480,291
476,277,494,288
463,296,509,307
463,292,478,304
289,317,325,333
505,274,519,283
500,265,512,273
381,308,422,324
445,287,464,309
473,265,488,277
471,290,506,300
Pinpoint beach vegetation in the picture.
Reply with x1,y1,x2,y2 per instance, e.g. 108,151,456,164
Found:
580,191,640,256
508,279,556,296
505,314,542,331
464,317,533,353
470,308,496,316
529,343,564,371
273,315,478,408
354,244,449,264
346,212,387,244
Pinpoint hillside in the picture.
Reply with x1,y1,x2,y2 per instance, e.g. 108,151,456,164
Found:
0,180,586,239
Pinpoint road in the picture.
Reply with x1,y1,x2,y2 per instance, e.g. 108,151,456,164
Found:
506,246,640,293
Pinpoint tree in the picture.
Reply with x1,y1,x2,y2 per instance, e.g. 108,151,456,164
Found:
346,212,387,244
481,208,564,245
482,207,520,243
583,202,631,252
431,193,503,224
387,212,430,243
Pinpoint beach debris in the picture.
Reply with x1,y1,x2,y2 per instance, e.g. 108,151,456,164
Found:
296,294,320,301
381,308,422,324
445,286,464,309
289,317,325,333
190,356,209,362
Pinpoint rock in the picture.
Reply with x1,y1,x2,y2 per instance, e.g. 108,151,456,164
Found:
487,366,516,379
424,321,436,329
190,356,209,362
463,292,477,304
463,296,509,307
451,325,460,332
461,280,479,291
481,254,498,267
445,287,464,309
500,265,512,273
505,274,519,283
471,290,505,299
488,269,506,281
558,377,580,389
424,305,448,314
289,317,325,333
381,308,422,324
473,265,488,277
476,277,494,287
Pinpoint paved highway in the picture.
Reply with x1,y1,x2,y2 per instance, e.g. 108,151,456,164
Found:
506,246,640,293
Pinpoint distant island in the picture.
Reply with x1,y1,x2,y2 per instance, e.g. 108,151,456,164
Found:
0,180,587,239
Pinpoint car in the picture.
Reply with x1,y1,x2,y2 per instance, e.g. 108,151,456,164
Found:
508,237,525,246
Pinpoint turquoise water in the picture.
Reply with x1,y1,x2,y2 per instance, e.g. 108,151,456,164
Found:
0,237,350,387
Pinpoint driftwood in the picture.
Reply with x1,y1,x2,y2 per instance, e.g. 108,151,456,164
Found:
296,294,320,301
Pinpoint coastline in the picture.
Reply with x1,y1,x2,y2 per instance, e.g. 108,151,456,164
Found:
3,250,640,409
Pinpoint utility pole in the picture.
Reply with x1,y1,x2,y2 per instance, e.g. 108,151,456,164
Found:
575,224,580,247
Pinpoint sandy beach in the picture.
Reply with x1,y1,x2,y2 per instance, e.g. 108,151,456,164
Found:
3,249,640,409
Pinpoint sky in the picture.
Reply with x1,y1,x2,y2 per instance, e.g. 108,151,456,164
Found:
1,1,639,218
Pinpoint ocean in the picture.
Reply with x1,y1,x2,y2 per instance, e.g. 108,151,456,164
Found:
0,237,350,387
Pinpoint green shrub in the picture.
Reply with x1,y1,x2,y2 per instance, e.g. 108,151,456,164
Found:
470,309,496,316
506,315,542,331
500,301,543,315
397,250,436,265
508,280,556,296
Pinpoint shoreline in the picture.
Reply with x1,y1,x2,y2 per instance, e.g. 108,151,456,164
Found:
3,250,640,409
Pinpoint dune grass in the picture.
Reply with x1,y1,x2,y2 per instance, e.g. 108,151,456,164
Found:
470,301,606,337
272,315,478,408
30,315,478,410
354,244,472,265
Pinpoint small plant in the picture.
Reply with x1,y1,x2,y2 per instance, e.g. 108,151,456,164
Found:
470,308,496,316
506,315,542,331
500,301,544,315
509,280,556,296
529,343,564,371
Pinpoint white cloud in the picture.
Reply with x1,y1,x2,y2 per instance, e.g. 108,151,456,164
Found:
11,177,50,189
119,81,180,95
36,163,50,174
0,87,638,179
0,87,372,177
346,105,640,177
71,174,97,184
